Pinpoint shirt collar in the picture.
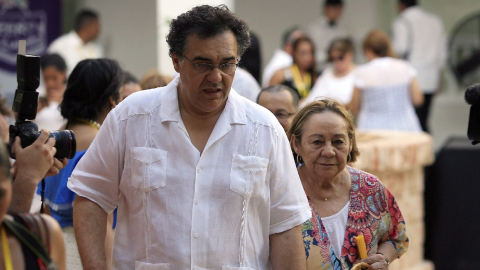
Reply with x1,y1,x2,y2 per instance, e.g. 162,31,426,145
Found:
160,75,247,125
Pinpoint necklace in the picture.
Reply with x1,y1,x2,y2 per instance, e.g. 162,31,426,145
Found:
290,64,312,98
75,118,101,130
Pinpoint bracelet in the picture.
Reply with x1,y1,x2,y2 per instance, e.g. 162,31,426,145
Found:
377,252,390,266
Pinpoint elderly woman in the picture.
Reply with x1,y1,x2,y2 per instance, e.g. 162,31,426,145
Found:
288,99,408,269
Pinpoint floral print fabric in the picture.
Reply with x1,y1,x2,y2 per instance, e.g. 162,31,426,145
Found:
303,166,409,270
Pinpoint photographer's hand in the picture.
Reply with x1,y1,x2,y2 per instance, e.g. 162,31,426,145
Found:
9,130,68,213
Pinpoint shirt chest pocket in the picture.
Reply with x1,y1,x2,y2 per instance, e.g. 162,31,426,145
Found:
130,147,168,192
230,153,269,199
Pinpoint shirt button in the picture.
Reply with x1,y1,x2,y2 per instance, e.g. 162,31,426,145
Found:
194,232,199,238
194,200,198,204
196,168,201,173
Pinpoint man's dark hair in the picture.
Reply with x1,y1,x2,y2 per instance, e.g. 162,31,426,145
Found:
282,26,299,47
40,53,67,72
399,0,417,7
61,59,122,121
324,0,344,7
166,5,251,58
74,9,99,32
257,85,300,109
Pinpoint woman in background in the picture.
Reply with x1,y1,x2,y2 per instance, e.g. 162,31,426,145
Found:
349,29,423,131
303,38,356,106
38,59,123,270
270,36,318,99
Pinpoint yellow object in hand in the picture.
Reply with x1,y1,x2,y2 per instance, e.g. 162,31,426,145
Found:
355,234,368,260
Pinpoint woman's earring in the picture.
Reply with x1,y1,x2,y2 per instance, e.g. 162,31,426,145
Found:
347,153,351,162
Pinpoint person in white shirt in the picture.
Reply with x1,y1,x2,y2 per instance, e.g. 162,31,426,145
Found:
47,9,103,76
232,67,261,102
35,53,68,131
391,0,447,132
261,27,306,88
306,0,348,73
349,29,424,132
68,5,311,270
303,38,356,107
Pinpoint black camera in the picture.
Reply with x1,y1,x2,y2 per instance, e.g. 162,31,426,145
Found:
9,41,76,159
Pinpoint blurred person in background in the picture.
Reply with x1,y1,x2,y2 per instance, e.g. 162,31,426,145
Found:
37,59,123,270
307,0,347,73
257,85,299,132
35,53,68,131
262,27,306,87
232,67,261,102
391,0,447,133
349,29,424,131
47,9,103,75
140,69,168,90
303,38,356,106
120,71,141,100
270,36,318,100
238,31,262,83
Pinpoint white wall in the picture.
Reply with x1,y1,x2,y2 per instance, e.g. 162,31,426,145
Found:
235,0,381,72
79,0,158,80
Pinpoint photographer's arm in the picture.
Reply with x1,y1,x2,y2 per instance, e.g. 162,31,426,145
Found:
9,130,68,213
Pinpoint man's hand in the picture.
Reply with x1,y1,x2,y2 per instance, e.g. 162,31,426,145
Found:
9,130,68,212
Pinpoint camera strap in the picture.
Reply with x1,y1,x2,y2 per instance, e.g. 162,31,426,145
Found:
40,179,45,214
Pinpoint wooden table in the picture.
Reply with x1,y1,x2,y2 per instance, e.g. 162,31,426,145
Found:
352,130,435,270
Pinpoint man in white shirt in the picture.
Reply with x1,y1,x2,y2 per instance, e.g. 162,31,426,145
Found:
306,0,347,73
68,5,311,270
391,0,447,132
261,28,305,87
232,67,261,102
47,9,103,75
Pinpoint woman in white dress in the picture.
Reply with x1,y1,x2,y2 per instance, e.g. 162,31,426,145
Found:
303,38,356,107
349,29,424,132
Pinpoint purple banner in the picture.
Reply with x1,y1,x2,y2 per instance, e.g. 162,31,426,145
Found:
0,0,61,72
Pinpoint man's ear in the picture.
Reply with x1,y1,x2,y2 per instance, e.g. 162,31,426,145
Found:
172,54,181,73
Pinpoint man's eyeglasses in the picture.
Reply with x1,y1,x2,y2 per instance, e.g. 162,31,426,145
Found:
183,56,238,75
274,112,295,120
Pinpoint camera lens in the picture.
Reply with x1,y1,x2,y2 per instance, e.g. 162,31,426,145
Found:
49,130,76,159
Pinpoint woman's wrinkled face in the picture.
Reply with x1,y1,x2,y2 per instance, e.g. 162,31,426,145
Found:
293,111,352,181
294,41,314,71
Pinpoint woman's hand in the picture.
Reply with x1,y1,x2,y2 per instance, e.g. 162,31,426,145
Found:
356,253,389,270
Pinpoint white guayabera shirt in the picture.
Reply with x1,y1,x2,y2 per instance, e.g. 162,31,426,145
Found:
68,76,311,270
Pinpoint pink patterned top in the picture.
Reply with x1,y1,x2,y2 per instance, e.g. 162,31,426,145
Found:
302,166,409,270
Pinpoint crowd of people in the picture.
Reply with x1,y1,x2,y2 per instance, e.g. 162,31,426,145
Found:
0,0,448,269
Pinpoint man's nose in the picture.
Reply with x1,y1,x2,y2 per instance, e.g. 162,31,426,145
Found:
206,67,223,83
